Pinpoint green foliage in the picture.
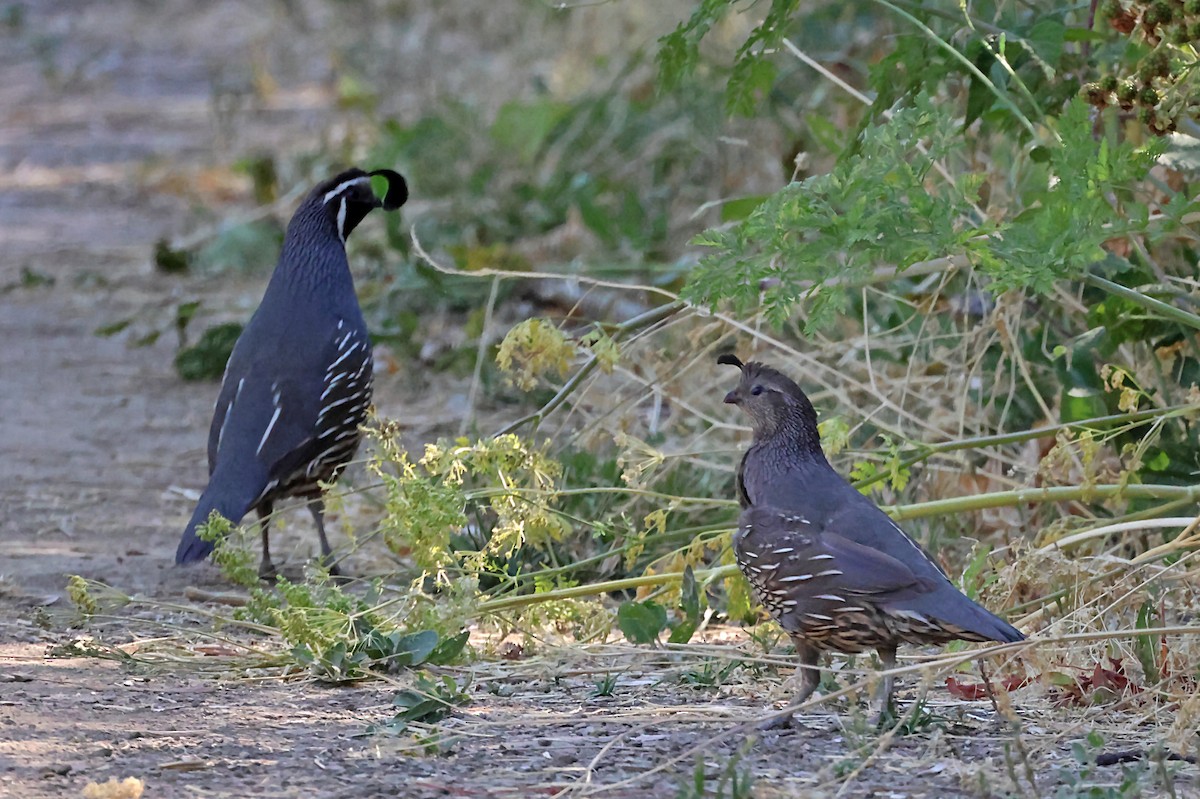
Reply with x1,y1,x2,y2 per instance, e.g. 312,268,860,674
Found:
196,512,258,586
849,435,912,496
368,423,568,581
291,628,465,684
683,97,979,329
668,565,705,644
679,658,742,689
674,744,755,799
959,543,1000,602
1133,598,1162,684
153,239,192,274
368,71,723,260
65,575,99,621
617,566,708,645
682,98,1161,331
491,99,571,166
590,672,619,698
495,318,575,390
657,0,732,93
1,265,55,292
975,103,1163,294
658,0,798,115
617,599,668,644
370,672,471,736
174,322,242,381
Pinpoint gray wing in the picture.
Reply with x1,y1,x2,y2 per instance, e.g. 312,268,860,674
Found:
737,507,933,606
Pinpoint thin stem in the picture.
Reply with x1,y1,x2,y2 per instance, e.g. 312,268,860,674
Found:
1083,272,1200,332
854,403,1200,490
888,483,1200,521
478,565,737,613
461,275,501,436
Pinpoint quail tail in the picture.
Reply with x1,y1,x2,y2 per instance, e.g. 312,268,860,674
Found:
914,591,1025,645
175,466,267,564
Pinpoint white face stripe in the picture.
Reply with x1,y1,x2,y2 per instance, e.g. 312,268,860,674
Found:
336,197,348,243
322,176,372,204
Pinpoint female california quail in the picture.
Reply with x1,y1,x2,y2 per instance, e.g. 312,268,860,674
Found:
175,168,407,578
719,355,1024,712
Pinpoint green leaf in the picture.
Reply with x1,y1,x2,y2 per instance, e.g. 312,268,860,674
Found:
390,673,468,726
389,629,440,667
154,239,192,274
679,565,702,623
428,629,470,665
94,318,133,337
174,322,243,382
290,643,315,667
682,96,982,331
175,300,201,332
1060,386,1107,424
1027,18,1065,68
370,173,392,202
617,600,667,644
667,619,698,645
720,195,769,223
656,0,733,90
723,568,755,623
1134,601,1160,684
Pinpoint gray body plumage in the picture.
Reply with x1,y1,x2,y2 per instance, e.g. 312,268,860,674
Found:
176,168,406,574
721,356,1023,710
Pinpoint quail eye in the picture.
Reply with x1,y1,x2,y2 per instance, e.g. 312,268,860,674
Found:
750,385,763,396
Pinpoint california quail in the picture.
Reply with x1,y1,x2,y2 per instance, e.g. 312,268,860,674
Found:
175,168,408,578
719,355,1024,712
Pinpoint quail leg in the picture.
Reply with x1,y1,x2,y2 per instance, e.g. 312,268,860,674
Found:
257,503,277,581
308,498,343,577
759,636,821,730
792,638,822,706
871,644,898,724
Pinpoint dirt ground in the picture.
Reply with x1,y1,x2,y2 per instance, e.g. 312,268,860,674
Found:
1,3,1196,798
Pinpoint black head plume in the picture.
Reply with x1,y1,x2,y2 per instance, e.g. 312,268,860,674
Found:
717,353,744,369
312,167,409,242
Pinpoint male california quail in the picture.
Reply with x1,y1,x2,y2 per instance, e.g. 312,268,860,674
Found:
719,355,1024,712
175,168,408,578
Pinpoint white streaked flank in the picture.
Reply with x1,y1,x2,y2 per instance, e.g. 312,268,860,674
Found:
326,339,361,372
257,405,282,456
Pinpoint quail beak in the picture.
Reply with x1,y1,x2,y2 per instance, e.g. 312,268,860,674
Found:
723,389,741,405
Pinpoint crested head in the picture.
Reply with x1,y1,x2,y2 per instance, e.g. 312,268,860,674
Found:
298,167,409,245
718,355,822,451
273,168,408,292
